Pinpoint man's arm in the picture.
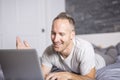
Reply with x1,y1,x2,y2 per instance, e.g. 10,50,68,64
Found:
68,67,96,80
46,67,96,80
41,64,52,79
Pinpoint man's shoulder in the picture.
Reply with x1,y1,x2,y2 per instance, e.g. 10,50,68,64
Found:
74,36,93,48
43,45,57,56
44,45,53,53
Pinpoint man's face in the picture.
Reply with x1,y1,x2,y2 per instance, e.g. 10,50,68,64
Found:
51,19,75,53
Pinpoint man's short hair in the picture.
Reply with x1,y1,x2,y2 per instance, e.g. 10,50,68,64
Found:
52,12,75,31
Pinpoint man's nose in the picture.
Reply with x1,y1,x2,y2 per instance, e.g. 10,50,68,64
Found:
54,35,60,42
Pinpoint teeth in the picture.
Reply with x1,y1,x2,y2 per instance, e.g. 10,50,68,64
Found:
54,44,61,47
54,45,59,47
54,43,60,45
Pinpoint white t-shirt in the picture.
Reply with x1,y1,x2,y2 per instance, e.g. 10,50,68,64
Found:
41,37,95,75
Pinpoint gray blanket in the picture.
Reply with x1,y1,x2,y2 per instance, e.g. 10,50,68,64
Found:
96,58,120,80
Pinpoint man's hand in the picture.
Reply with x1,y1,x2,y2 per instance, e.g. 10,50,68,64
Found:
16,36,31,49
46,72,71,80
45,69,95,80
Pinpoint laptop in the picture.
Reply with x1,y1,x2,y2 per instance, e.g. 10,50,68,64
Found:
0,49,44,80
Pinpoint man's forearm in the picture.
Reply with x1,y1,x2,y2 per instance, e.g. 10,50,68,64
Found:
67,72,95,80
45,71,95,80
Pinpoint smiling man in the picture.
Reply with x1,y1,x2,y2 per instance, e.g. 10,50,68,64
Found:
16,12,96,80
41,12,96,80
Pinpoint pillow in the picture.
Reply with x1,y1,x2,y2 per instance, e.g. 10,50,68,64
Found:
94,45,116,66
101,54,115,66
116,55,120,62
93,44,107,55
116,42,120,55
0,65,4,80
105,46,118,61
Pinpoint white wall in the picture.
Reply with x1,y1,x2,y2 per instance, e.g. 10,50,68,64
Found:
45,0,65,46
77,32,120,48
0,0,119,52
0,0,65,56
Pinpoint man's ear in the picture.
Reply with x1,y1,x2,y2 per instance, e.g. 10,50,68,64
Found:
71,31,75,40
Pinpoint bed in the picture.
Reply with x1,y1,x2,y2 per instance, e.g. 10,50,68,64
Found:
0,32,119,80
77,32,120,80
95,42,120,80
96,58,120,80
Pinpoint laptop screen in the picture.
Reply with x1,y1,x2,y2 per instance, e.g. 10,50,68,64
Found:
0,49,44,80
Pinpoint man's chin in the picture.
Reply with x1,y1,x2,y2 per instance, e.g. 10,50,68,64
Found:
53,47,61,52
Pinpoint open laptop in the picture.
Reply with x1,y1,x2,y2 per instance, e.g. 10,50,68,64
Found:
0,49,44,80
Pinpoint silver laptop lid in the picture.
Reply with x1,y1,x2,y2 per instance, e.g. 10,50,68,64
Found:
0,49,44,80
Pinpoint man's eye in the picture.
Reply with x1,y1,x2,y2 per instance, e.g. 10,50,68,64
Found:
60,33,65,36
51,32,56,35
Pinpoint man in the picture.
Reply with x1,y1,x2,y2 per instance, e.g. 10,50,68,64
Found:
16,12,96,80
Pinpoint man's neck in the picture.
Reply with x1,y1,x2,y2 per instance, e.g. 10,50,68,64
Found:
60,41,74,59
